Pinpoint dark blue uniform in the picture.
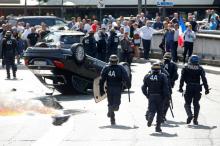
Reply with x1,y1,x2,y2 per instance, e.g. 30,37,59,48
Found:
99,64,131,124
2,37,17,78
179,64,209,124
142,71,169,130
97,31,108,62
106,32,119,59
82,34,97,58
162,60,178,121
163,60,178,88
100,64,131,108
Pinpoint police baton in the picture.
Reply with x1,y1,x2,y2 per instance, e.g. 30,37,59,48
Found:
169,104,174,118
128,88,131,102
170,95,173,109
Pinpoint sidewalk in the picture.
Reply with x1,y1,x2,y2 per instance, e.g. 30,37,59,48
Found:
132,58,220,75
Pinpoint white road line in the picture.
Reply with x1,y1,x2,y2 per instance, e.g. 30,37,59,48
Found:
32,118,74,146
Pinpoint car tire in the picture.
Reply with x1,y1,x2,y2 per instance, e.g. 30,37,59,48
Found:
71,43,85,64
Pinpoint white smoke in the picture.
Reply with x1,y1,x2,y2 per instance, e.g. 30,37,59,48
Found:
0,97,59,116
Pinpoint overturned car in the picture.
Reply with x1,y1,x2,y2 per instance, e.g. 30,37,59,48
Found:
23,43,131,95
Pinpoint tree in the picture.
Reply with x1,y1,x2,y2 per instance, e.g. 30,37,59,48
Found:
37,0,48,15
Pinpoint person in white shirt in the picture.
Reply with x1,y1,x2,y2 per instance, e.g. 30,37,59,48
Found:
122,20,130,35
21,23,31,40
183,24,196,64
138,20,157,60
83,19,91,34
173,23,179,62
140,12,146,24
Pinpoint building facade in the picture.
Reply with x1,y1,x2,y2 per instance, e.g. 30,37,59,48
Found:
0,0,219,20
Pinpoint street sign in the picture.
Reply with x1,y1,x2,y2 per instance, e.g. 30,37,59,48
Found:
97,0,105,8
157,1,174,7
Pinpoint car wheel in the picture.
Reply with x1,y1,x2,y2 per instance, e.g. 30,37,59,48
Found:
71,43,85,64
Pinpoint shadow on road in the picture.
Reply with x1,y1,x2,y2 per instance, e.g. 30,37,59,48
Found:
63,109,87,115
150,132,178,137
99,125,139,130
187,125,217,130
54,94,93,101
162,120,186,128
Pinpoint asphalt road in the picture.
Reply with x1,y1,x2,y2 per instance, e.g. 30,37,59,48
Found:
0,62,220,146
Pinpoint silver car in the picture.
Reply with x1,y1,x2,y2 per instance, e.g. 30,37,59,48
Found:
41,30,85,49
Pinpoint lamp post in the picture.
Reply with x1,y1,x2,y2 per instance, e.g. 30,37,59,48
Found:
61,0,64,18
162,0,166,19
138,0,142,14
24,0,27,16
144,0,147,14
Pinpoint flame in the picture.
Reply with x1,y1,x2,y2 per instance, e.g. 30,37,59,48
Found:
0,97,59,116
0,109,22,116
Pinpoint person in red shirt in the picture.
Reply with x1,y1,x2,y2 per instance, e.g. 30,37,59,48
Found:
91,20,99,32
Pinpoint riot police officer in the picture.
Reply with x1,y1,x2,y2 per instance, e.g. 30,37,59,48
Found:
2,31,17,79
99,54,131,125
162,52,178,121
142,63,169,132
106,29,119,60
179,55,209,125
82,30,97,58
96,28,108,62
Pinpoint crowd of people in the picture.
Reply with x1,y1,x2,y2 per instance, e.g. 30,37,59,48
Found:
0,9,219,68
0,10,214,133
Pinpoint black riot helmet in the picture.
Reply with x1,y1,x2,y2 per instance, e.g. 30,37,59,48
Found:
151,62,161,74
5,31,12,38
109,54,119,65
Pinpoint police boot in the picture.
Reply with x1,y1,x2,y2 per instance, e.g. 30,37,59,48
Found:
184,104,193,124
147,113,154,127
12,65,17,79
145,110,149,121
107,107,113,118
110,112,115,125
193,107,200,125
6,74,10,79
13,72,16,79
6,69,10,79
155,124,162,132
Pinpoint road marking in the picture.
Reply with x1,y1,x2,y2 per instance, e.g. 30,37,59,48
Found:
32,118,74,146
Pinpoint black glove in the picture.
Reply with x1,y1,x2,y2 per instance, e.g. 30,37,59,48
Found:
205,89,209,95
178,88,183,93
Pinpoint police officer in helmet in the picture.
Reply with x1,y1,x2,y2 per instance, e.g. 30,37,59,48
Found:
179,55,209,125
162,52,178,121
142,63,169,132
106,29,119,60
163,52,178,88
82,30,97,58
2,31,17,79
99,54,131,125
